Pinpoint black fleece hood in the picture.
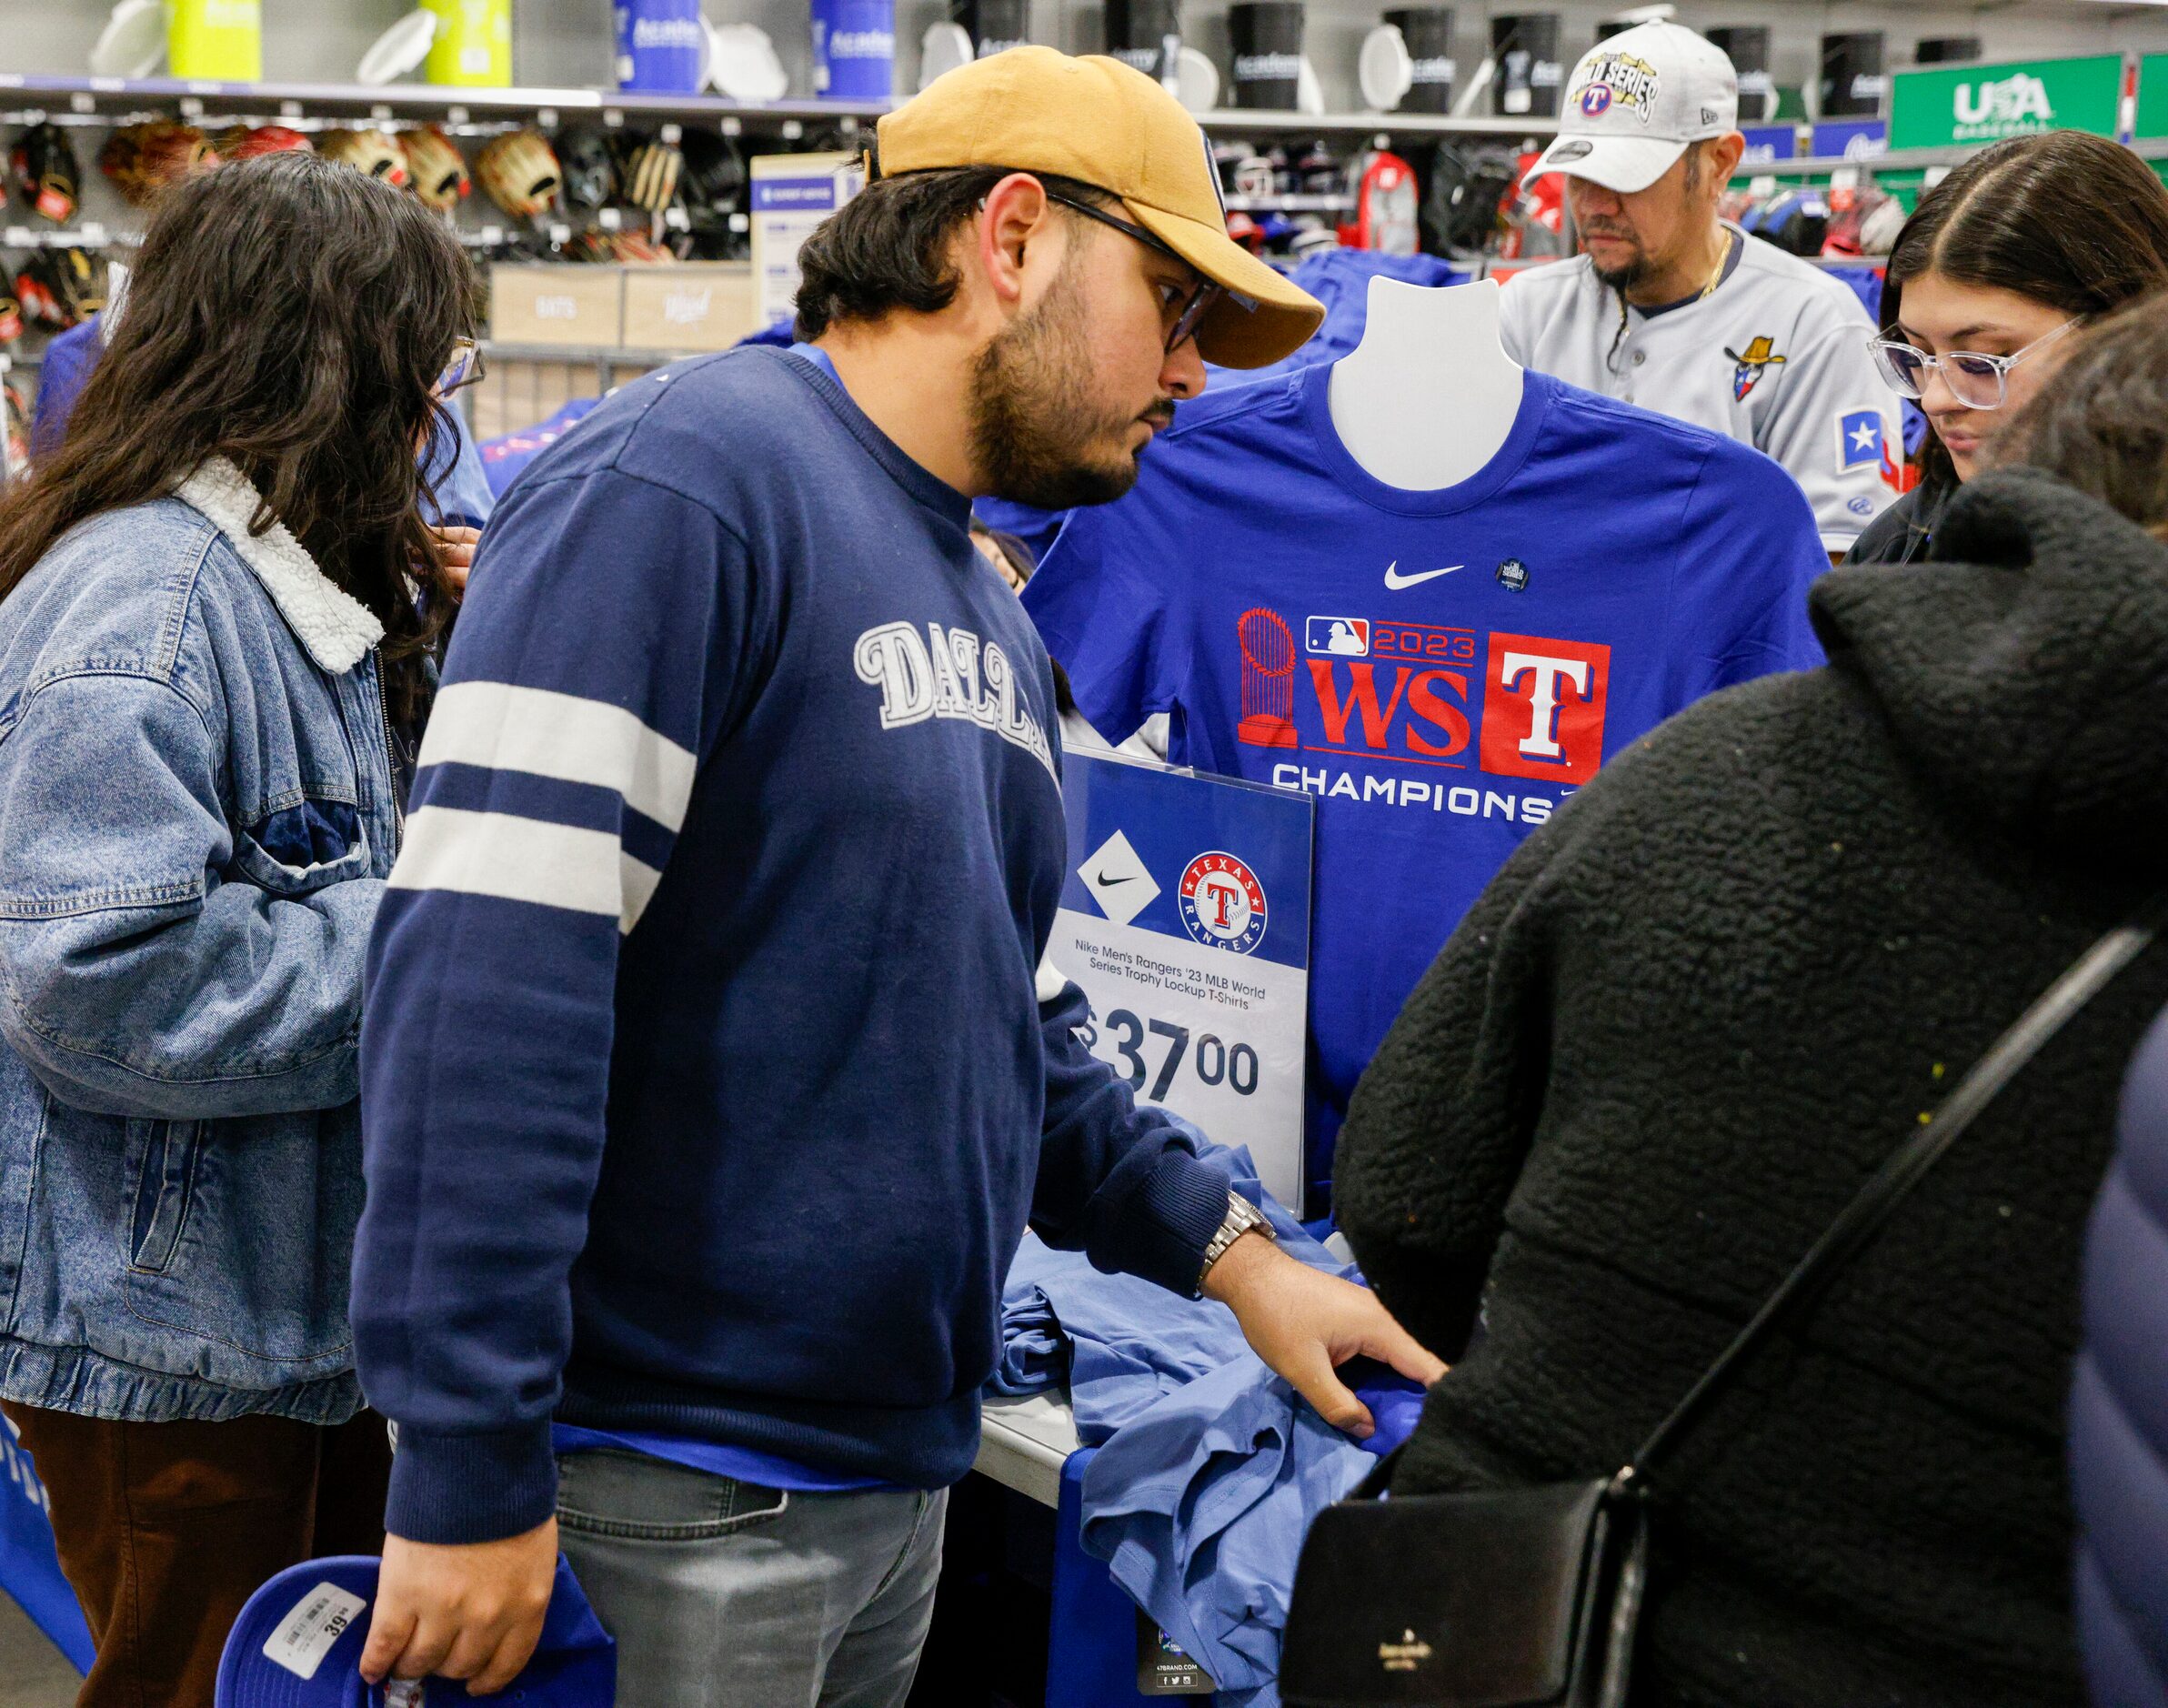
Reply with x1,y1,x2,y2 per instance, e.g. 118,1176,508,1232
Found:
1810,466,2168,855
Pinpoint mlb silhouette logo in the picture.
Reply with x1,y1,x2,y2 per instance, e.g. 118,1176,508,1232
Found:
1306,616,1370,657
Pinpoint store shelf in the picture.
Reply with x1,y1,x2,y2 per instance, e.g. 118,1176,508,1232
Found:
1199,108,1558,137
0,74,1562,142
0,72,885,129
481,340,696,366
0,72,1561,144
0,223,137,249
1747,135,2168,176
1223,193,1354,212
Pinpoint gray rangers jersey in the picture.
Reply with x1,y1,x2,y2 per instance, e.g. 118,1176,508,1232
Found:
1499,225,1900,552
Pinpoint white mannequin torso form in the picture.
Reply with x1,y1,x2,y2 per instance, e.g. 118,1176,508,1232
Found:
1326,276,1525,491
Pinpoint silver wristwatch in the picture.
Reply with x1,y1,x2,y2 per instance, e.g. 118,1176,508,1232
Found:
1198,1191,1277,1288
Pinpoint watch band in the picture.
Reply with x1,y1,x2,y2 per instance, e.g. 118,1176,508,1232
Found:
1198,1191,1276,1287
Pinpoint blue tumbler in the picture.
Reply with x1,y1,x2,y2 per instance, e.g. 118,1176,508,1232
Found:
813,0,896,98
616,0,708,93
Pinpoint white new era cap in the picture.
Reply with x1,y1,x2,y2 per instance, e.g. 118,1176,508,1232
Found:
1522,22,1739,195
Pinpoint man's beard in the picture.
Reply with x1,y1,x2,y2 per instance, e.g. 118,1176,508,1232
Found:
1587,239,1649,292
969,270,1170,511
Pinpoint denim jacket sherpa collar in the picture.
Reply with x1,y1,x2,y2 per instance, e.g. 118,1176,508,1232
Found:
174,457,384,674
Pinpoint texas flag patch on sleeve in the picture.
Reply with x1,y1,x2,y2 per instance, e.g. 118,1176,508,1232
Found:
1837,408,1886,472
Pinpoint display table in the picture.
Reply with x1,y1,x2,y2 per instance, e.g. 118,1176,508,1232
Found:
968,1391,1215,1703
974,1390,1084,1508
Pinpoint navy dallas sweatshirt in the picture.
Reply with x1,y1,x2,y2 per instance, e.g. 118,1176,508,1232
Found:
354,348,1230,1543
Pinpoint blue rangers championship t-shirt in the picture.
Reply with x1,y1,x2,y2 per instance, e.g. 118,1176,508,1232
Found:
1024,363,1828,1195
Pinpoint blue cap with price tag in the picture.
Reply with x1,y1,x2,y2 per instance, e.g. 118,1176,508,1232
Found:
215,1554,615,1707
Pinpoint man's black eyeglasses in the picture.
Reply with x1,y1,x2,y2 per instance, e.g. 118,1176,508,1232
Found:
1042,191,1222,355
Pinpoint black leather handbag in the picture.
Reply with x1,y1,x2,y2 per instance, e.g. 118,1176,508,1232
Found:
1280,910,2163,1708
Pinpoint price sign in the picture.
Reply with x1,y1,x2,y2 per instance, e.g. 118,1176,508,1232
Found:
1053,752,1313,1209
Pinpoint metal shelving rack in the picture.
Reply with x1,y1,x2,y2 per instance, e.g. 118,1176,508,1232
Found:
0,71,883,128
1747,135,2168,176
0,70,1558,143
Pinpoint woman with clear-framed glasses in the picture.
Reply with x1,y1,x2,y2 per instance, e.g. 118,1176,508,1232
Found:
1846,131,2168,567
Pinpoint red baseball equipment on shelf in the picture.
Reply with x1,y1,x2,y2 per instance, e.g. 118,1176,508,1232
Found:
219,125,313,160
1337,150,1419,255
11,122,82,223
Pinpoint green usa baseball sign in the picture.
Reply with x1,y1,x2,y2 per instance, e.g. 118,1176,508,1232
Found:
1890,54,2124,150
2137,55,2168,140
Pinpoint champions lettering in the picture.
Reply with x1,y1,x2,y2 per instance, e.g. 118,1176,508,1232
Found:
1270,765,1561,823
853,620,1058,779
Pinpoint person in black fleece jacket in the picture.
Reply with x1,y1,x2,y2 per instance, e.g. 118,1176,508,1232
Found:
1336,299,2168,1708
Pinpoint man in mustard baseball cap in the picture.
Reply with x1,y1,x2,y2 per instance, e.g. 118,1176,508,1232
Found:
352,42,1430,1708
788,45,1324,509
869,46,1322,370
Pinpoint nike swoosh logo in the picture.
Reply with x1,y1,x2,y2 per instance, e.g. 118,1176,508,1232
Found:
1383,561,1464,590
1095,874,1136,886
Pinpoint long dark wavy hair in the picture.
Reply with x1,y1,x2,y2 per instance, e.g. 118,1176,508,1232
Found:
1882,131,2168,508
0,151,482,717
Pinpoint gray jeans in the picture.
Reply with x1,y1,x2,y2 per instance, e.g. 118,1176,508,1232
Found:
555,1450,948,1708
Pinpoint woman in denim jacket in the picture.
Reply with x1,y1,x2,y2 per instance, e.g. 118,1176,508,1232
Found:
0,153,480,1706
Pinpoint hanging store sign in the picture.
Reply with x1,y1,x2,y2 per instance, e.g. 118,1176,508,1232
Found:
1053,752,1314,1210
1810,117,1886,161
1890,54,2123,150
2134,54,2168,140
1737,124,1798,166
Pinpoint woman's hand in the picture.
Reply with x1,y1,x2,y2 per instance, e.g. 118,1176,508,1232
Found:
431,526,482,593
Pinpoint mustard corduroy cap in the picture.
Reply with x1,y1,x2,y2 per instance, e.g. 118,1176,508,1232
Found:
873,47,1324,369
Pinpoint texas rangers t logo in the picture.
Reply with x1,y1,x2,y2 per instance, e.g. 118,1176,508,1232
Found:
1179,852,1268,955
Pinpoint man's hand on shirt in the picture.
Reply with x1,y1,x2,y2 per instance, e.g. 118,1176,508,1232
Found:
1201,1231,1448,1438
360,1517,558,1695
431,525,482,592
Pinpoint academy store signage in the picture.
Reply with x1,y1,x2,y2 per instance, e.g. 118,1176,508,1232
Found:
1054,753,1314,1211
1890,54,2125,150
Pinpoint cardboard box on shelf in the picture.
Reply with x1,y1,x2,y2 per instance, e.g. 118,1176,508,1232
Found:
621,264,757,352
489,266,625,348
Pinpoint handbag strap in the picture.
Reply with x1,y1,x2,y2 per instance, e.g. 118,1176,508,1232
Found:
1627,903,2164,1479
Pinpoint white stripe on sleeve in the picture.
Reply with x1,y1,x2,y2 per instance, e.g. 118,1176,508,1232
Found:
389,807,661,934
417,682,699,831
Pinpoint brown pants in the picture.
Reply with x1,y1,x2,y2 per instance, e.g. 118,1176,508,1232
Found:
0,1401,392,1708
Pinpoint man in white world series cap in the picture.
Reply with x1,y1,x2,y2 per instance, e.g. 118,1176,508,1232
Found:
1503,21,1899,558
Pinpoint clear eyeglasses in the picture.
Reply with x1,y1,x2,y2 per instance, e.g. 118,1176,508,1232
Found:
1866,318,2078,410
437,337,486,398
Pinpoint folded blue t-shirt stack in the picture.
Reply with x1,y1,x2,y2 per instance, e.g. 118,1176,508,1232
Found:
991,1143,1422,1707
